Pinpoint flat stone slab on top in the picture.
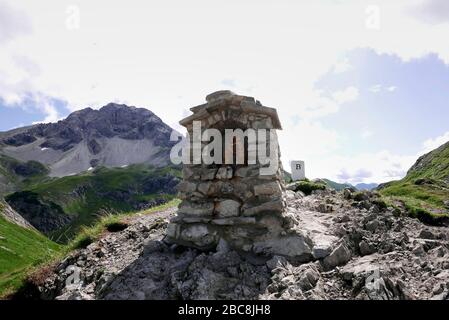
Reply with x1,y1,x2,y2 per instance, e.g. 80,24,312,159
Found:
182,90,282,130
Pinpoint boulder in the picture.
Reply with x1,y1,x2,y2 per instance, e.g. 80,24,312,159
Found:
317,203,334,213
312,244,333,259
412,244,426,256
297,267,320,291
266,255,288,270
365,219,380,232
180,224,218,248
359,240,376,256
323,242,352,270
253,234,313,263
419,229,436,240
343,188,352,200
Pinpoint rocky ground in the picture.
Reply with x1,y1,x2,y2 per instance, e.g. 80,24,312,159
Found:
22,188,449,300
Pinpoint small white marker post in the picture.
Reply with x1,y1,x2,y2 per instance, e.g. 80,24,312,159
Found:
290,160,305,181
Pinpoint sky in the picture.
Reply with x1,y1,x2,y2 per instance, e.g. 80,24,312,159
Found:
0,0,449,184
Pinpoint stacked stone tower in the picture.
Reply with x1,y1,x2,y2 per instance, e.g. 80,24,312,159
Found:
166,91,312,261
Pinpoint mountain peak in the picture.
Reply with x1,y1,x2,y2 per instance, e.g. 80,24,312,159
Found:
0,104,176,177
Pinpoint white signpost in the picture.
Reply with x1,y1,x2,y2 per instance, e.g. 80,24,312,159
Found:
290,160,305,181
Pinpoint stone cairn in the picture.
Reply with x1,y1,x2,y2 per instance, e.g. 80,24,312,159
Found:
167,91,312,262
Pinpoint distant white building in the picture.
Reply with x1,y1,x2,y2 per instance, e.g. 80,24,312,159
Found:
290,160,305,181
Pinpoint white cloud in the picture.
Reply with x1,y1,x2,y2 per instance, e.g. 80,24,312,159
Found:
303,150,417,184
422,131,449,153
3,0,449,126
369,84,382,93
387,86,397,92
0,59,63,123
333,58,352,74
292,86,359,120
286,131,449,184
220,79,237,88
279,120,339,158
332,86,359,104
295,94,339,119
369,84,397,93
408,0,449,25
12,55,41,77
361,128,374,139
0,1,31,44
31,95,61,123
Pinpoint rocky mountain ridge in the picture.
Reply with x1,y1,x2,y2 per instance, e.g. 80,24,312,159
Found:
0,103,176,177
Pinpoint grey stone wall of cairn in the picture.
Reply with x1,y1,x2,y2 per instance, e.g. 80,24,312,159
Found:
166,91,312,262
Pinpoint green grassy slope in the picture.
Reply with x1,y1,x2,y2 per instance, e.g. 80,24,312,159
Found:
379,141,449,224
0,209,61,297
5,164,181,242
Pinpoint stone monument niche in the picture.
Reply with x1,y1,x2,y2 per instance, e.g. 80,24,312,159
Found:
166,90,312,262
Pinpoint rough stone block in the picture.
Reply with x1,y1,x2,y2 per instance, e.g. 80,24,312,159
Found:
254,181,282,196
235,166,260,178
177,181,197,193
211,217,256,226
242,199,284,216
216,166,233,179
200,168,217,180
180,224,218,248
178,201,214,216
166,223,180,239
182,166,195,180
198,182,211,195
253,117,273,129
216,199,241,217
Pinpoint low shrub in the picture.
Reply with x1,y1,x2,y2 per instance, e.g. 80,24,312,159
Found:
291,180,326,196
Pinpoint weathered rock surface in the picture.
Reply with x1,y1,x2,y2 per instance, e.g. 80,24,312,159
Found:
24,189,449,300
